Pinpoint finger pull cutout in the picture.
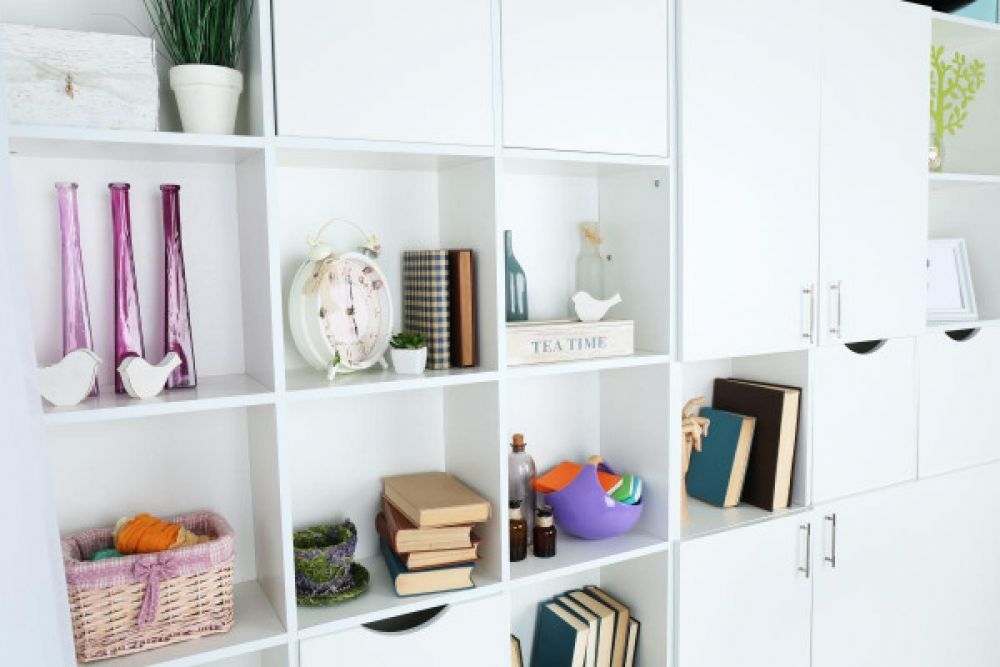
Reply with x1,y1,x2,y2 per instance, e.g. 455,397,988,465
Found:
945,328,980,342
363,605,448,634
845,340,887,355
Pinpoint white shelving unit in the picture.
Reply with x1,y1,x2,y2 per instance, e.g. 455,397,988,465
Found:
11,1,1000,666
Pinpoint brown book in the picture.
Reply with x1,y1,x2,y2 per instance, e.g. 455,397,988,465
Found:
381,497,474,553
584,586,630,667
448,249,477,368
712,378,801,511
382,471,491,528
377,513,480,569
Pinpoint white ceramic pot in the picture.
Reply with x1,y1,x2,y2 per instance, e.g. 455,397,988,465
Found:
169,64,243,134
391,347,427,375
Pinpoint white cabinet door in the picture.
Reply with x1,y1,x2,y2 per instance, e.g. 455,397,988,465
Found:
811,339,917,503
817,0,929,344
679,0,820,361
917,462,1000,667
678,515,813,667
273,0,494,145
918,328,1000,476
501,0,669,156
812,482,932,667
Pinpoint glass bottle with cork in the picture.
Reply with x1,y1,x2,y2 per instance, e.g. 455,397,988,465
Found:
508,433,537,542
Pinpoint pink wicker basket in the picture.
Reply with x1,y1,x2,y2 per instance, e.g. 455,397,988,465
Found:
61,511,235,663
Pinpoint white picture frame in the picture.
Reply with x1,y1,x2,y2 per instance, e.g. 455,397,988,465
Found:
927,238,978,323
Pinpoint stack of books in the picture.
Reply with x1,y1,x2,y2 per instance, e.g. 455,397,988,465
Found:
531,585,640,667
686,378,802,511
402,249,478,370
377,471,491,597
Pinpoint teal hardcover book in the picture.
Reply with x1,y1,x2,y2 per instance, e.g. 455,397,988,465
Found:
686,407,756,507
554,595,599,667
379,536,474,597
530,601,590,667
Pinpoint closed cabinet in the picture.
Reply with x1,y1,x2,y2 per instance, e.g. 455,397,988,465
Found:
812,338,917,503
680,0,930,360
299,595,508,666
273,0,494,145
679,0,821,361
678,514,812,667
812,482,932,667
818,0,929,344
918,328,1000,476
501,0,669,156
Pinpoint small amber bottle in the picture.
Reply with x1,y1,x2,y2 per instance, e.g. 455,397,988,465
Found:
533,507,557,558
509,500,528,562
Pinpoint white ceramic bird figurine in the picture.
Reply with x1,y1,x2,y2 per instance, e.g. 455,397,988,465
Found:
117,353,181,400
571,291,623,322
38,348,101,407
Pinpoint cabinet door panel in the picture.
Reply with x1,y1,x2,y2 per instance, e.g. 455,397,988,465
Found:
918,328,1000,476
273,0,494,145
818,0,929,344
813,483,929,667
678,515,812,667
812,339,917,503
501,0,669,156
679,0,820,360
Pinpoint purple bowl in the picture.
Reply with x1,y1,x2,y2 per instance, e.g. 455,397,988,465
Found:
544,463,643,540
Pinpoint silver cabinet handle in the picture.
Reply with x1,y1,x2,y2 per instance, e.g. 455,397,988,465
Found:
825,513,837,568
799,523,811,578
802,285,815,342
828,282,843,337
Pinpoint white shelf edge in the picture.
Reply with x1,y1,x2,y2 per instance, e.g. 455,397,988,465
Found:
42,376,276,426
929,172,1000,185
145,633,289,667
8,124,265,150
926,317,1000,333
284,370,500,402
295,581,506,640
506,352,671,380
274,135,495,157
681,501,813,542
932,10,1000,34
502,147,671,167
508,538,670,590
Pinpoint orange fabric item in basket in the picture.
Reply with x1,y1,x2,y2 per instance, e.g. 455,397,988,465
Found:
116,514,181,554
533,461,622,494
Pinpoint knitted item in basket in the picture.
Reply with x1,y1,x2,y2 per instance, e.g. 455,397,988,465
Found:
62,511,235,663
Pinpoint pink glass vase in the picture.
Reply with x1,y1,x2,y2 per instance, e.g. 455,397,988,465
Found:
161,184,197,388
110,182,145,394
56,182,98,396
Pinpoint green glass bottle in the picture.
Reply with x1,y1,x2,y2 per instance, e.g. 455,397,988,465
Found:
505,230,529,321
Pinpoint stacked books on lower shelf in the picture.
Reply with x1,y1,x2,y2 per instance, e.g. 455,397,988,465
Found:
377,471,491,597
529,586,639,667
686,378,802,511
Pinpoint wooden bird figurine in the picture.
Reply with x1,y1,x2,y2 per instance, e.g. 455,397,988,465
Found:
38,348,101,407
571,291,623,322
117,353,181,400
682,396,711,521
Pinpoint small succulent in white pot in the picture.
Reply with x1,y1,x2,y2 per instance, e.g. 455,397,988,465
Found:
390,332,427,375
145,0,253,134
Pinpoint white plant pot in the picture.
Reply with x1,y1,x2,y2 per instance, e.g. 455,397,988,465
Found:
169,64,243,134
391,347,427,375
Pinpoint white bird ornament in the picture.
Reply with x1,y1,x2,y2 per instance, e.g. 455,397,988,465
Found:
117,353,182,400
571,291,623,322
38,348,101,407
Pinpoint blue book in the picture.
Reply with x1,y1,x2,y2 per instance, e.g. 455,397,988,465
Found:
530,601,590,667
379,536,474,597
686,407,756,507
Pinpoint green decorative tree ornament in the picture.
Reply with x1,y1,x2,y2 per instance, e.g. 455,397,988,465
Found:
930,45,986,169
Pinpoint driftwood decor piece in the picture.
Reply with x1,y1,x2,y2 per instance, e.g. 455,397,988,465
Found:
681,396,711,521
1,24,158,131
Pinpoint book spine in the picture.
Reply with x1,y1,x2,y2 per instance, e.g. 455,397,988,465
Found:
403,250,451,370
448,249,477,368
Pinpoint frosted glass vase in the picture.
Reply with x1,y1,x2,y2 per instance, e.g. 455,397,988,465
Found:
161,184,197,388
56,182,98,396
110,182,145,394
575,222,606,300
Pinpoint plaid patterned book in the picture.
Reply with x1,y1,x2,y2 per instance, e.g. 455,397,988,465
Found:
402,250,451,369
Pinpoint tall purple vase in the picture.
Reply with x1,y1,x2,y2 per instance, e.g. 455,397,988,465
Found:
56,182,98,396
110,182,145,394
161,184,197,388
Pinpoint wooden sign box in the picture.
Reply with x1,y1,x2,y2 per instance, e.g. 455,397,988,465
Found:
505,320,634,366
